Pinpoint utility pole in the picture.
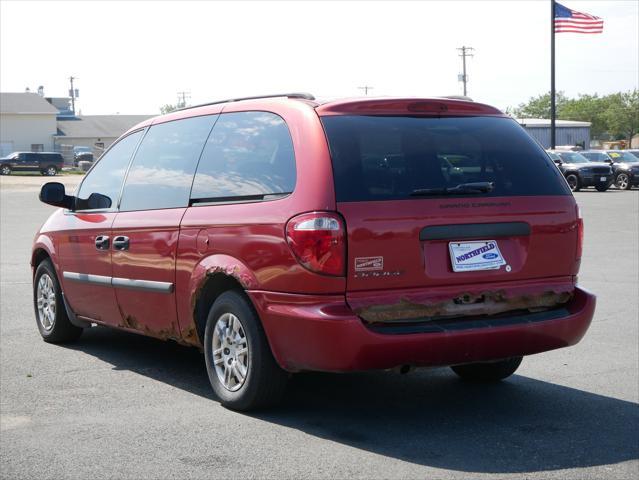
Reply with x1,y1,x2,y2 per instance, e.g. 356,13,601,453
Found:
69,76,77,115
358,86,374,95
457,46,474,96
177,90,191,109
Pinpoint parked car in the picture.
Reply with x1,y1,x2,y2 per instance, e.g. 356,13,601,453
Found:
546,150,613,191
32,94,595,410
604,150,639,190
73,152,94,166
581,150,639,190
0,152,63,176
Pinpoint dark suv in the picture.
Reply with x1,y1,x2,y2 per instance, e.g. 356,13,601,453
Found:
32,94,595,410
0,152,64,176
599,150,639,190
546,150,613,191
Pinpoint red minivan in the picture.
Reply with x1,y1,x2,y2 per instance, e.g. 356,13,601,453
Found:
32,94,595,410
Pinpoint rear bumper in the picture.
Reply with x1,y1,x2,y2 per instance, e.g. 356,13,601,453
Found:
250,287,595,372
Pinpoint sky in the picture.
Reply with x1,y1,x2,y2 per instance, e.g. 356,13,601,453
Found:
1,0,637,115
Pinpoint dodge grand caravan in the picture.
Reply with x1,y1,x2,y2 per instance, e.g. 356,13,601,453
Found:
32,93,596,410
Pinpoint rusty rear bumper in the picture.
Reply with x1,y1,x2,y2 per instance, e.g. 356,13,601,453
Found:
250,286,595,373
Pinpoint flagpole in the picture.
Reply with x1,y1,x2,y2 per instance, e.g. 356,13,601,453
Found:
550,0,556,149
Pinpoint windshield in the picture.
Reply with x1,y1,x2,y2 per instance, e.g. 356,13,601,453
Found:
321,115,569,201
608,151,639,163
557,152,590,164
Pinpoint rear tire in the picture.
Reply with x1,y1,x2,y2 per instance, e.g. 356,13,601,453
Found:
33,259,83,343
0,165,10,175
204,290,288,411
451,356,522,382
566,174,580,192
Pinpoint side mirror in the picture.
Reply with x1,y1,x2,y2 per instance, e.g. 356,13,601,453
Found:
605,159,613,164
553,159,562,165
39,182,74,209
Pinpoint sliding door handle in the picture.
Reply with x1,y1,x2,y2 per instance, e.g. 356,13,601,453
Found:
113,236,130,251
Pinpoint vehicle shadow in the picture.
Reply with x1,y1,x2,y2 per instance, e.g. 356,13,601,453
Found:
66,326,639,474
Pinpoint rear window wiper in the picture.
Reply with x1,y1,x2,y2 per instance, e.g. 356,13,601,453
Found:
410,182,494,196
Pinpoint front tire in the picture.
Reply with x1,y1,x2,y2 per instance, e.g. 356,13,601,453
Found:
451,356,522,382
45,165,58,176
204,290,288,411
0,165,11,175
565,174,580,192
33,260,83,343
615,172,631,190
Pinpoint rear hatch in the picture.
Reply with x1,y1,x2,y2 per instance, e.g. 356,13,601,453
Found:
318,100,579,323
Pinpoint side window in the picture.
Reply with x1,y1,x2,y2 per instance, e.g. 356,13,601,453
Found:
76,130,144,211
191,111,296,201
119,115,217,212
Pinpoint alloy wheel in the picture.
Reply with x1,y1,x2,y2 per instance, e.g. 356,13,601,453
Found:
616,173,629,190
36,273,56,332
47,167,57,176
212,313,249,392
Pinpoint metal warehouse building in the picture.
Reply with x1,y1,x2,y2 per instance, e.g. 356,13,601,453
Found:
516,118,591,149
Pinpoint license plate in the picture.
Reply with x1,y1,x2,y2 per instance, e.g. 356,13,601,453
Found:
449,240,506,272
600,176,607,181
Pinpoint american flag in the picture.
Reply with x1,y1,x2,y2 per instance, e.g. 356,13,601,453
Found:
554,2,604,34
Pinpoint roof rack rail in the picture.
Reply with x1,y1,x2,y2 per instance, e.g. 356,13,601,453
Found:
175,92,315,112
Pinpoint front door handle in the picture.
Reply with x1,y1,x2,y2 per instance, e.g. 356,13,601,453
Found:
113,236,130,251
95,235,110,250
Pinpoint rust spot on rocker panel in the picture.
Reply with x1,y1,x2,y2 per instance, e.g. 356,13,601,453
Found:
356,290,573,323
121,315,139,330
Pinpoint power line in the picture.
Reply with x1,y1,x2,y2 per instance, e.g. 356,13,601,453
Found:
457,46,474,97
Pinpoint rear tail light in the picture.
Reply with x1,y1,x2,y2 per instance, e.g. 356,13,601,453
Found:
576,205,584,260
286,212,345,276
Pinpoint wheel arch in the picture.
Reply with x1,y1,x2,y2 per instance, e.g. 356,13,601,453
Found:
31,236,58,275
187,254,260,346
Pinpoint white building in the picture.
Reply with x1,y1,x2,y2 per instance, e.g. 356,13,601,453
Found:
0,92,59,156
55,115,152,156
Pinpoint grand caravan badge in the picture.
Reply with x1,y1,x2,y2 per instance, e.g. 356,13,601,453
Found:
354,256,384,272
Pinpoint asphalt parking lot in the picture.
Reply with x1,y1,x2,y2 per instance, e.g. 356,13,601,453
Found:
1,175,637,480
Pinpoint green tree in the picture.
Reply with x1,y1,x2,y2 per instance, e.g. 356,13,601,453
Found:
602,90,639,145
513,91,568,118
160,104,178,114
561,94,607,138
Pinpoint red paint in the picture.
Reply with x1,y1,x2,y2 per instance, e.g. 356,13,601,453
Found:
111,208,184,335
33,95,595,374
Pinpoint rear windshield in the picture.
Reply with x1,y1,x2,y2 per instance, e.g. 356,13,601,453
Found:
321,116,570,201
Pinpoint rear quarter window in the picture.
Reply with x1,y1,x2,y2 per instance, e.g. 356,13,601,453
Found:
190,111,296,201
321,115,570,201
